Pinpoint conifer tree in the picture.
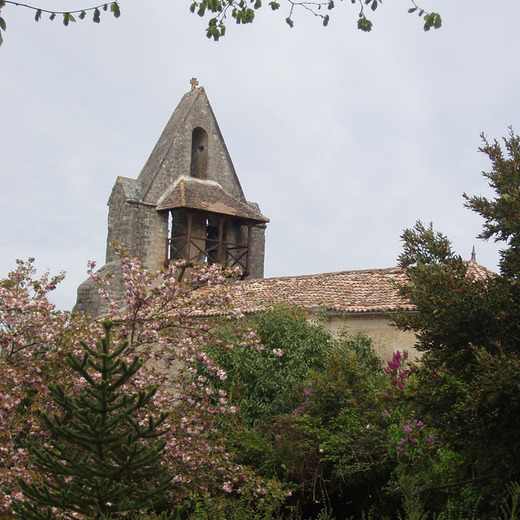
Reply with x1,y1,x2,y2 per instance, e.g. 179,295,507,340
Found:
392,130,520,494
12,321,172,520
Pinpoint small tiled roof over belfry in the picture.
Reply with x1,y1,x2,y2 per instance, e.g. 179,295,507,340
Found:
156,177,269,223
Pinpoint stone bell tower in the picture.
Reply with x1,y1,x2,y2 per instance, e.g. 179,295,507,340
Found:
75,80,268,316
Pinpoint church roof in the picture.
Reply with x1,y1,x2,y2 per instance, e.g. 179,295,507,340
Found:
156,177,269,222
223,260,494,316
227,267,412,315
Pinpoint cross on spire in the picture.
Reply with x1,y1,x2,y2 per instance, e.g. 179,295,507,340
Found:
190,77,199,91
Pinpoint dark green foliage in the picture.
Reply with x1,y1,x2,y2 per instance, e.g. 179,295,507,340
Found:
270,334,392,518
465,130,520,279
229,328,390,518
12,322,172,520
183,492,285,520
388,132,520,517
210,305,333,422
205,307,394,517
251,306,333,416
394,221,509,373
202,305,334,489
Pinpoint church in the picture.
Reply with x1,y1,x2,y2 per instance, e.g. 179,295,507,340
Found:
75,80,489,360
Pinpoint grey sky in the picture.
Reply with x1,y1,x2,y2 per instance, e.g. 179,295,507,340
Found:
1,0,518,310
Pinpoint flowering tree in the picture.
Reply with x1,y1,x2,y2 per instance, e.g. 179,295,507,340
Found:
1,249,285,517
0,259,87,515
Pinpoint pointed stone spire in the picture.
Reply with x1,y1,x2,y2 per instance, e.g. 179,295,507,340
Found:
470,246,477,262
136,85,246,204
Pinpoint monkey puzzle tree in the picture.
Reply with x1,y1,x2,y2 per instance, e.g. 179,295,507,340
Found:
12,321,172,520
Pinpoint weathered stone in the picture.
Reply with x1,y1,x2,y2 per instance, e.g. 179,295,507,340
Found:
74,83,268,316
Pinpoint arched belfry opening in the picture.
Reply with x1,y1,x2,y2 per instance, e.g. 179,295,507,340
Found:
190,127,208,179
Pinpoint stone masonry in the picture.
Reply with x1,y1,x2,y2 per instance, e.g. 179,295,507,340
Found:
74,82,269,316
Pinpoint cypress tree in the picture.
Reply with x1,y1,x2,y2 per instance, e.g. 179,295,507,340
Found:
13,321,172,519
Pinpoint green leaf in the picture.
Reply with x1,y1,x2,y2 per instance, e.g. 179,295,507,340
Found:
78,10,86,20
328,0,334,10
269,1,280,9
407,7,417,13
285,16,294,28
110,3,121,18
49,12,56,21
322,14,329,26
254,0,261,9
371,0,378,11
62,13,76,26
0,16,5,31
0,30,3,46
35,9,42,22
103,3,108,11
93,8,101,23
423,12,434,31
357,15,372,32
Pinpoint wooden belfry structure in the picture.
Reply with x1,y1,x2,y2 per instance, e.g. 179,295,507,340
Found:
157,177,268,276
75,80,268,315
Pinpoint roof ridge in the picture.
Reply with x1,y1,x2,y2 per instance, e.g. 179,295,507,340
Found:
242,266,403,284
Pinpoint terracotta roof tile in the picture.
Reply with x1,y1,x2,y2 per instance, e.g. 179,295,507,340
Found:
465,259,496,280
225,261,495,316
228,267,413,315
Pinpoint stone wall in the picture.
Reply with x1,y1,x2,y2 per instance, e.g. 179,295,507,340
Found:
324,314,419,362
249,224,266,279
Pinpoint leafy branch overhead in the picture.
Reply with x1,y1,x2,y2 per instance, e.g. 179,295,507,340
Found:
0,0,440,45
0,0,120,45
191,0,442,40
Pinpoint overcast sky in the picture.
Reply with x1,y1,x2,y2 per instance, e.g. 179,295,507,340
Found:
2,0,519,310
